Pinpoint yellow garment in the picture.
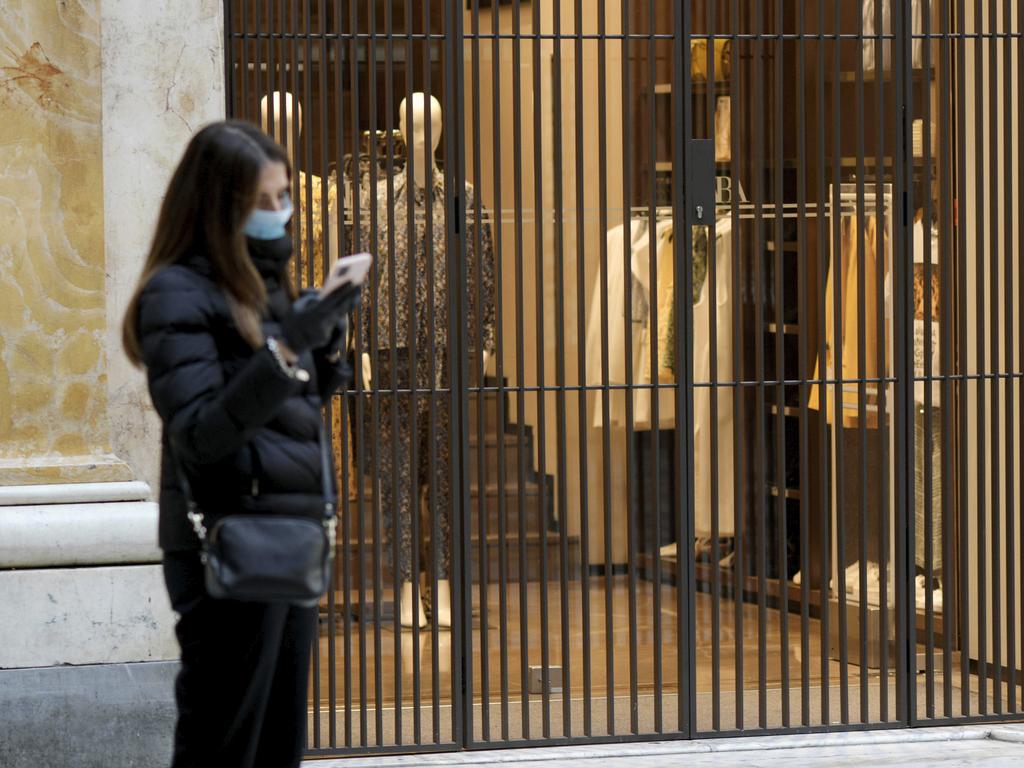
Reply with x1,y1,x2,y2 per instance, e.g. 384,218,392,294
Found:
292,170,339,289
809,213,889,427
654,228,676,383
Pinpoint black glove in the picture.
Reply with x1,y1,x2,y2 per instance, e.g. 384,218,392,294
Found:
279,283,362,354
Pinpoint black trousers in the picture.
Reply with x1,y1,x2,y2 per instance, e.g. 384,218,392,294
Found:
163,552,316,768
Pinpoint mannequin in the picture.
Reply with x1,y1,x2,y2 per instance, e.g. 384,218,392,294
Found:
260,91,339,283
359,93,496,629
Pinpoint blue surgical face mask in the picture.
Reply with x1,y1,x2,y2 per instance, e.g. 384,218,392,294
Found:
243,199,294,240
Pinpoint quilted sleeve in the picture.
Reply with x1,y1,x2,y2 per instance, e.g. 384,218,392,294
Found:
137,267,303,465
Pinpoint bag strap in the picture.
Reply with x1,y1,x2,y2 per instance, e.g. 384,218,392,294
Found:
172,419,337,545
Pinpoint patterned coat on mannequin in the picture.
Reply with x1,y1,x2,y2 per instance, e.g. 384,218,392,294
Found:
357,166,496,583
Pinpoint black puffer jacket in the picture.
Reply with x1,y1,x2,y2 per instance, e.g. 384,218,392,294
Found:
137,250,348,552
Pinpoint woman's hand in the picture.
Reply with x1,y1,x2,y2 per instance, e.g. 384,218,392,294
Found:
279,284,361,353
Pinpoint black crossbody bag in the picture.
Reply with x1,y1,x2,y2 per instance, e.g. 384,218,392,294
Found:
173,424,336,608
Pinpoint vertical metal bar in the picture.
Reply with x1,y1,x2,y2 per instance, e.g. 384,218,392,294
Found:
708,0,723,735
303,2,316,291
894,0,914,727
365,0,386,745
239,0,249,118
317,0,336,748
1002,0,1018,716
796,0,812,730
425,0,445,744
873,0,891,725
510,0,531,740
974,0,988,717
490,0,511,743
855,0,869,726
856,0,872,729
447,0,470,749
398,1,423,745
596,0,617,737
729,0,745,731
644,0,664,736
224,1,234,117
988,0,1004,717
550,0,574,740
956,0,971,719
752,0,768,730
620,0,641,736
938,0,957,721
289,0,302,295
333,9,353,744
922,0,937,721
1015,0,1024,715
676,0,695,738
814,0,830,729
830,0,850,726
572,0,594,738
384,0,406,744
771,0,789,729
347,0,369,747
530,0,553,739
468,0,490,744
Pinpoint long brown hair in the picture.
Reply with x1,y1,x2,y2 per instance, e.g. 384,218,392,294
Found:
122,120,291,366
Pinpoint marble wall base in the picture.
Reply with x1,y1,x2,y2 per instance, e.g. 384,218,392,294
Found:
0,563,177,669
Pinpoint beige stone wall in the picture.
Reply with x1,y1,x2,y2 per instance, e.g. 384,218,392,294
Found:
0,0,224,490
0,0,127,484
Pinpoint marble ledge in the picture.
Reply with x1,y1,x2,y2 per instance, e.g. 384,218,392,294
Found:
0,480,151,506
0,454,135,486
0,500,160,568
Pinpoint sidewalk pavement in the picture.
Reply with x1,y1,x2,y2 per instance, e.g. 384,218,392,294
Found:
304,724,1024,767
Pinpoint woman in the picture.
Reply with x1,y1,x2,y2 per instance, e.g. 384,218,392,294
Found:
123,121,358,767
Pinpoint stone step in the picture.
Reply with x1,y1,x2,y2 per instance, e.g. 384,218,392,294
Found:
467,431,537,487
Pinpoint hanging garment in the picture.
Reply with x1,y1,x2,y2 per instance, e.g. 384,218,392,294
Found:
628,218,677,428
913,216,941,406
809,212,890,428
692,217,735,537
914,404,943,576
714,97,731,163
627,218,736,537
294,170,339,288
358,166,496,387
585,218,662,428
863,0,924,74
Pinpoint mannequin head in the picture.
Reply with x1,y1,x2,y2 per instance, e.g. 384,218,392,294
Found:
260,91,302,155
398,92,442,188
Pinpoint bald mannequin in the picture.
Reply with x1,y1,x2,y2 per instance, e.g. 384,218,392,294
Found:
259,91,339,274
399,92,443,190
260,91,301,157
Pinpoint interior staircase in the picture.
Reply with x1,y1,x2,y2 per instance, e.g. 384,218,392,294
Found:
332,379,580,597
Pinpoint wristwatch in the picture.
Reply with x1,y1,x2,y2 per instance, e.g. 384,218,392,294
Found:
266,336,311,382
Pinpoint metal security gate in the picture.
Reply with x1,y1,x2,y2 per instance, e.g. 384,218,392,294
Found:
223,0,1024,757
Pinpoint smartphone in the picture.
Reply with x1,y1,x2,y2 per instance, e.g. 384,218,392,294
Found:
322,252,372,297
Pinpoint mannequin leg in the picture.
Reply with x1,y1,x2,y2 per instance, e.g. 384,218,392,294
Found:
400,580,427,629
376,356,420,626
422,389,452,627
